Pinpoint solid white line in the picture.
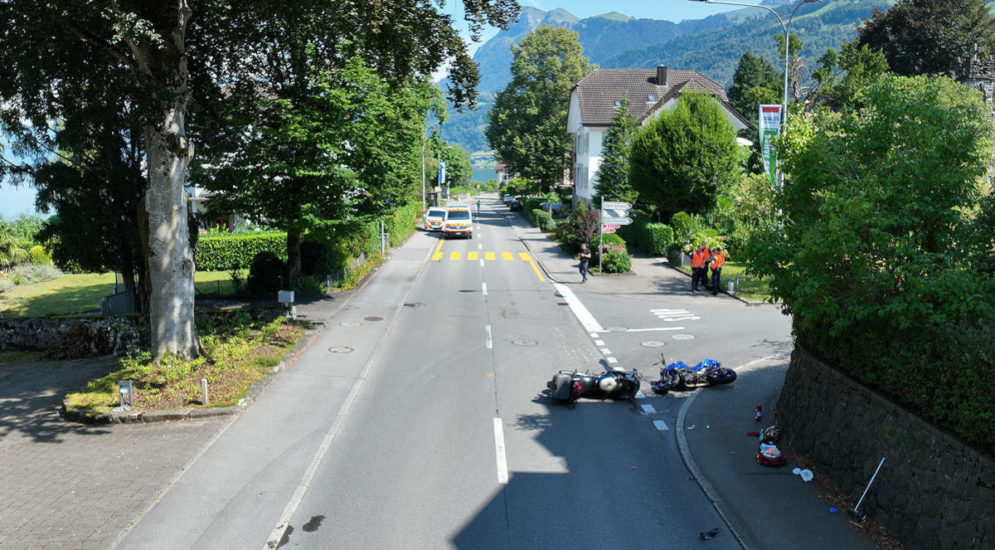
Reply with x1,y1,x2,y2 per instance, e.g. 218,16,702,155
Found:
482,282,488,296
627,327,685,332
653,420,670,431
657,316,700,321
641,404,657,415
485,325,493,349
554,283,605,333
651,309,690,313
493,418,509,484
595,340,605,346
607,357,618,364
600,348,611,355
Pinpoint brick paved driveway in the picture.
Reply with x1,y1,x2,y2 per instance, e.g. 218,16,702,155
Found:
0,358,227,550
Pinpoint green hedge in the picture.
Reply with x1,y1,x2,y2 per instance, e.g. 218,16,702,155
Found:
618,215,674,256
195,232,287,271
528,209,556,231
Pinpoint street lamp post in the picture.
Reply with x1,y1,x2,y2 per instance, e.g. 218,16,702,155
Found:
688,0,821,128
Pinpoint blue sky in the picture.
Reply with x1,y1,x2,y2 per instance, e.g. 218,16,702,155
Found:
2,1,739,220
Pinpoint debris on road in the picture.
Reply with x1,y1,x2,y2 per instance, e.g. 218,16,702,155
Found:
699,528,721,540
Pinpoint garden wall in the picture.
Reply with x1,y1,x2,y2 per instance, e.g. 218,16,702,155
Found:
776,346,994,550
0,317,143,358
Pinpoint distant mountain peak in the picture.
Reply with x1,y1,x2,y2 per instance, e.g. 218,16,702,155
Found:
544,8,580,25
594,12,633,22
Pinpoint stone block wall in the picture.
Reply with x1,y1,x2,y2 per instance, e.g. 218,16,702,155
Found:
776,347,994,550
0,317,144,358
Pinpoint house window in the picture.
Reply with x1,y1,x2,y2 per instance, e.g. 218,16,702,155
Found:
614,100,622,108
647,94,656,102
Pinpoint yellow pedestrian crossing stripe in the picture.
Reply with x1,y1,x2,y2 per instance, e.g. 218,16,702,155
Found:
430,251,535,263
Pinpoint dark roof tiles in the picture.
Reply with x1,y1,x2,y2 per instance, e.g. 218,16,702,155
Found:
573,68,732,127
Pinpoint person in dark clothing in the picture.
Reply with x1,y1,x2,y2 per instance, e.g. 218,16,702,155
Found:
578,243,591,283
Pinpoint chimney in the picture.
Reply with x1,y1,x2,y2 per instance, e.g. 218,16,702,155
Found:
656,65,667,86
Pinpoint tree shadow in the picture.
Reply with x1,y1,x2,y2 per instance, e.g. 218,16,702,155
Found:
0,358,116,443
3,281,113,317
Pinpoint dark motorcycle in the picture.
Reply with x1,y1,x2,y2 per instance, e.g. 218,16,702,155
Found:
547,366,642,404
651,355,736,395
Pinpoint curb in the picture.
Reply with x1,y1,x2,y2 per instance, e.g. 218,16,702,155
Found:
505,212,561,284
663,263,762,306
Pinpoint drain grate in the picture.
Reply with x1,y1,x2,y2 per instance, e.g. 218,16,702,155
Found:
328,346,354,353
364,316,384,322
511,338,537,347
403,303,423,308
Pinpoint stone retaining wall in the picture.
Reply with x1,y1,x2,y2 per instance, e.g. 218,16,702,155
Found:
0,317,143,357
776,346,994,550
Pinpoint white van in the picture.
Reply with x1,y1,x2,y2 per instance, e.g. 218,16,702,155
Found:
423,207,447,231
443,206,473,239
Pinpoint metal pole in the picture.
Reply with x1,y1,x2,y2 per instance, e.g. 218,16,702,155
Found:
421,140,426,212
599,198,604,273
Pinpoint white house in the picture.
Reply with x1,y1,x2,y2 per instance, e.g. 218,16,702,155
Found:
566,65,749,206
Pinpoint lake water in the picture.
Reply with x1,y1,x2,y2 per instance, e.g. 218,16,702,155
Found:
472,165,497,184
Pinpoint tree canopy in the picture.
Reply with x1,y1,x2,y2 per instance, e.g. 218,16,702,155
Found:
628,92,740,222
808,41,890,112
486,25,594,192
857,0,995,77
727,51,782,135
593,94,639,207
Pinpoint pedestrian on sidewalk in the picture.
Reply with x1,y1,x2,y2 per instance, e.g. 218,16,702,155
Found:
710,247,725,296
476,199,481,214
578,243,591,283
700,242,713,290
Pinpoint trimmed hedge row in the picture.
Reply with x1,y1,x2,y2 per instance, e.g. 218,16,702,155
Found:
529,209,556,231
195,232,287,271
617,215,674,256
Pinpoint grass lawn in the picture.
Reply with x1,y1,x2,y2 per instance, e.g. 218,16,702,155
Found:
675,261,772,302
0,270,244,318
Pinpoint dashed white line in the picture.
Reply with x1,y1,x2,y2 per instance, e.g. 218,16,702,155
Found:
641,404,657,415
595,340,605,346
600,348,611,355
607,357,618,364
493,418,509,484
482,282,488,296
479,259,485,268
653,420,670,431
485,325,493,349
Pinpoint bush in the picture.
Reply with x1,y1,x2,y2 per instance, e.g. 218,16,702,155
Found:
601,248,632,273
529,209,556,231
523,198,542,212
196,232,287,271
246,252,285,296
618,215,674,256
10,263,62,285
552,202,600,255
29,245,51,265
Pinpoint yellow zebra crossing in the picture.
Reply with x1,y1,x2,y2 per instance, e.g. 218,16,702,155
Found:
432,251,535,263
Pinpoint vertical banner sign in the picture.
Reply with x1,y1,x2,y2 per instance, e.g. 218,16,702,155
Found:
438,161,446,185
759,105,782,189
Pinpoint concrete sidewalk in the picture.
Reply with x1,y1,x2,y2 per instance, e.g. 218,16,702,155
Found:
498,196,882,550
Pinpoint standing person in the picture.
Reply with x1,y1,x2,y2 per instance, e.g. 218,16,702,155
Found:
700,242,713,290
710,247,725,296
578,243,591,283
690,244,705,291
476,199,481,214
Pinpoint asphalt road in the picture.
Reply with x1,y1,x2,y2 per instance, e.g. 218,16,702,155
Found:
116,207,763,550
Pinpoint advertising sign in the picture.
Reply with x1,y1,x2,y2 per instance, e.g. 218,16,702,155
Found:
759,105,782,189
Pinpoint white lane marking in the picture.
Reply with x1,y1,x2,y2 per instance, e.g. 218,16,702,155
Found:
662,316,700,321
600,348,611,355
653,420,670,431
482,282,488,296
607,357,618,364
493,418,509,484
641,404,657,415
478,243,483,250
554,283,605,333
480,259,485,268
636,391,646,399
651,308,691,313
485,325,493,349
627,327,685,332
589,333,599,338
595,340,605,346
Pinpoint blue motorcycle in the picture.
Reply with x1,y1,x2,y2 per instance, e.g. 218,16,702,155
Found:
651,355,736,395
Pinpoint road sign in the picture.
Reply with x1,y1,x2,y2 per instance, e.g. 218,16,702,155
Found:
602,224,620,233
602,216,632,225
602,201,631,212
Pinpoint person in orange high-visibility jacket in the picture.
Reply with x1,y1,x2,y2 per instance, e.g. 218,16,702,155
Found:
690,244,707,292
710,247,726,296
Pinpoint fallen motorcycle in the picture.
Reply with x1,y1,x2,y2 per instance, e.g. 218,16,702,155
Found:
651,355,736,395
547,366,642,404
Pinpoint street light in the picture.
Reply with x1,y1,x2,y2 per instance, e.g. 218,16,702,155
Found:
688,0,822,127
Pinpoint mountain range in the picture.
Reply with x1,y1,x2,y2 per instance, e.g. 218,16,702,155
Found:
441,0,894,156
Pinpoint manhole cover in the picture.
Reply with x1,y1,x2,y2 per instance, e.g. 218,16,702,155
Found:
511,338,538,347
340,321,362,327
403,302,423,308
328,346,354,353
364,316,384,322
641,341,666,348
672,334,695,341
606,326,627,332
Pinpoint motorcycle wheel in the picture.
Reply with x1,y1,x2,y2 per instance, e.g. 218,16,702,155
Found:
706,367,737,385
550,373,575,401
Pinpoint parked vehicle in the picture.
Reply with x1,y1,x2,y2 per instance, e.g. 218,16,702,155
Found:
443,206,473,239
651,355,736,395
508,200,523,212
423,207,447,231
547,366,642,404
503,194,515,205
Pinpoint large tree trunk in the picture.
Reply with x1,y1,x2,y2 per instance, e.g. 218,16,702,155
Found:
138,1,198,360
